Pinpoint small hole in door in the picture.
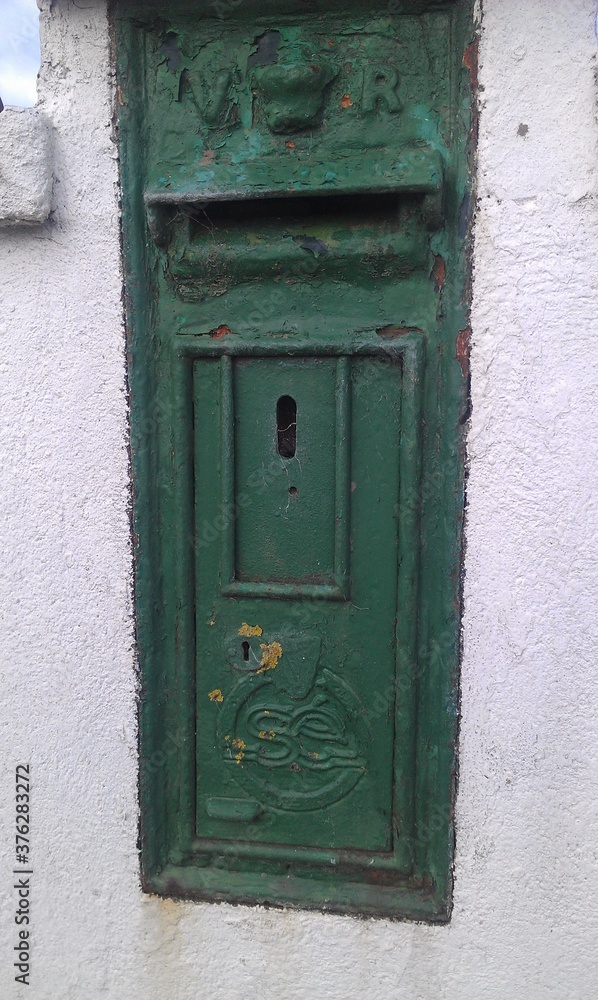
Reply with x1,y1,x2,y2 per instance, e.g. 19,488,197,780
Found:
277,396,297,459
241,640,250,661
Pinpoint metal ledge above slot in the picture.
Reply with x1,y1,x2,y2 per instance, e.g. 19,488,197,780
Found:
145,147,444,247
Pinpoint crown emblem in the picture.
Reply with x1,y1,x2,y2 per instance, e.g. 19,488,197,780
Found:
254,59,336,133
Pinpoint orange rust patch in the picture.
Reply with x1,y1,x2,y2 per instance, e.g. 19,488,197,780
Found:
285,141,295,149
431,254,446,293
210,325,233,338
376,324,419,339
456,327,471,377
462,38,479,88
340,93,353,109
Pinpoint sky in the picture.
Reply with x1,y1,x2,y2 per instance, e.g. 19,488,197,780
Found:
0,0,41,108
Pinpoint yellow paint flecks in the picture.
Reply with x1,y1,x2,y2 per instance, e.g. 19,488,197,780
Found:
257,641,283,673
238,622,263,638
208,689,223,703
224,734,230,741
231,737,246,764
258,730,276,740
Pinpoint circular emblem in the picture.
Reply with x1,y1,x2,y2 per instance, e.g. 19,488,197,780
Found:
218,669,369,812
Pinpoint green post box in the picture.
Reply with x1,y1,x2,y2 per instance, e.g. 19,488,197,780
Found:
115,0,474,919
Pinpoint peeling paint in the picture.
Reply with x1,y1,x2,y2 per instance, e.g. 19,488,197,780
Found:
456,327,470,378
431,254,446,293
376,324,420,339
462,36,479,88
208,689,224,703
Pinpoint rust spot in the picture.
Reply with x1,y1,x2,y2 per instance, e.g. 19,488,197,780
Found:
462,37,479,88
376,324,420,339
199,149,216,166
456,327,470,378
340,93,353,109
210,324,233,338
285,141,295,148
431,254,446,293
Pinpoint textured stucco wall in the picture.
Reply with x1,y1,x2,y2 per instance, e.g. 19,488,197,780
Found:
1,1,597,997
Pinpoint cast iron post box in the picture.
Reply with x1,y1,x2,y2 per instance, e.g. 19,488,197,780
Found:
115,0,474,919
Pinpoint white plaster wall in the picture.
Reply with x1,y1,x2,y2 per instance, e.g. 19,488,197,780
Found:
0,1,597,997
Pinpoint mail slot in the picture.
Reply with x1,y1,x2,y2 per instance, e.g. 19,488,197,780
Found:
115,0,473,919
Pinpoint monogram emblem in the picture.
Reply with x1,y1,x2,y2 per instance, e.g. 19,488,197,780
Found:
219,667,369,812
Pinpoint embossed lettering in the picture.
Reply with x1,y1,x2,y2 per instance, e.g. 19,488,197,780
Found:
362,64,402,115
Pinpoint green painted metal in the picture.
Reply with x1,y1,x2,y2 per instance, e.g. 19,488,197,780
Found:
114,0,474,920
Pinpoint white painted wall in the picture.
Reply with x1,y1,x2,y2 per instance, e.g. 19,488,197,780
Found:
0,0,597,996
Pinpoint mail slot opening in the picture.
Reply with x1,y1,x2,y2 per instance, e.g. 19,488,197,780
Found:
182,191,404,235
277,395,297,458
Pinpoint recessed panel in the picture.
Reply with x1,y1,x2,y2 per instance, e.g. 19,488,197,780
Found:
233,357,338,586
194,349,404,854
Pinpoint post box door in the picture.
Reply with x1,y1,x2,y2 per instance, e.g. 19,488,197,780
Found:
195,351,403,852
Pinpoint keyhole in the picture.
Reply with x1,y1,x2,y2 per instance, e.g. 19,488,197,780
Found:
241,640,250,662
277,396,297,459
